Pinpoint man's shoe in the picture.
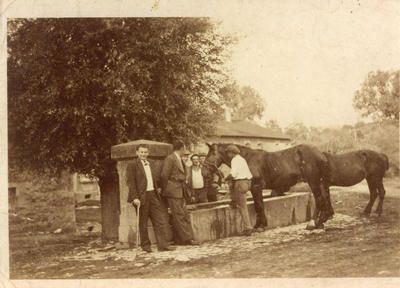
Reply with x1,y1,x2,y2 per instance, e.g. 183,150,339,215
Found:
255,227,265,233
158,246,175,252
142,247,152,253
185,239,200,246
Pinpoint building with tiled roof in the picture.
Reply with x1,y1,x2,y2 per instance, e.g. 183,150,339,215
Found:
194,120,291,153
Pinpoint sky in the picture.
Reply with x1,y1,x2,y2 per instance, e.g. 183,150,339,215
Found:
1,0,399,130
215,0,400,128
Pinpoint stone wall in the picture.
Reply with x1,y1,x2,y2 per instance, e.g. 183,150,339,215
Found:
9,170,76,234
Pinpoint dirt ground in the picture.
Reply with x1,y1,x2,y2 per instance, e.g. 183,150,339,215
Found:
8,178,400,279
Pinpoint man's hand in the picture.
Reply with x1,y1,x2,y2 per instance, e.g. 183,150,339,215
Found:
133,199,141,206
156,187,162,194
225,174,233,182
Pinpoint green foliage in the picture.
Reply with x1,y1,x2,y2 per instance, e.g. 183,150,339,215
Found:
353,70,399,121
8,18,234,179
220,81,265,120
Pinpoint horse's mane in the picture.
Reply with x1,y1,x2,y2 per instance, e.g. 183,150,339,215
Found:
213,142,263,157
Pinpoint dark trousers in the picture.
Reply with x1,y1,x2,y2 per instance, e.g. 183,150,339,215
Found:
138,190,170,250
250,180,268,228
167,197,194,244
193,188,208,203
207,184,218,202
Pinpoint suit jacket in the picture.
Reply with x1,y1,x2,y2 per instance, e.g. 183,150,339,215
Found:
126,158,159,203
161,152,187,198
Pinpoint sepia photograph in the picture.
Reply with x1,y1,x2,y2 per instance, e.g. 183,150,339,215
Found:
1,0,399,286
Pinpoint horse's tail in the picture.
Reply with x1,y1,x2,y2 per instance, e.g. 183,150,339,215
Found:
296,148,306,182
381,153,390,171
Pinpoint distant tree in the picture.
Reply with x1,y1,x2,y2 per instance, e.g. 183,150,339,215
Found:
8,18,234,239
284,122,309,143
265,119,283,133
353,70,400,121
220,81,265,120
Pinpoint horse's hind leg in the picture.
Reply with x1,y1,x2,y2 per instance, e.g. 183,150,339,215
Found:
306,184,326,229
321,183,334,219
364,178,378,216
375,180,386,216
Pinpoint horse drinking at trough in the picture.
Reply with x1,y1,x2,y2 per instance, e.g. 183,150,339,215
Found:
202,143,333,230
322,150,389,216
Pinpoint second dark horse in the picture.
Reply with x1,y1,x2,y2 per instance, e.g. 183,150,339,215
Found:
322,150,389,216
202,143,333,229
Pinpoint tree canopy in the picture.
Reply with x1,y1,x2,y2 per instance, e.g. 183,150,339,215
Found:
8,18,235,179
220,81,265,120
353,70,399,121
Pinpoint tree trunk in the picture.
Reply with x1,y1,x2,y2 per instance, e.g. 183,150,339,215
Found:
98,167,120,240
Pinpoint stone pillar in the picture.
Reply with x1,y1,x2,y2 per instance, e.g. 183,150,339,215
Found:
111,139,173,245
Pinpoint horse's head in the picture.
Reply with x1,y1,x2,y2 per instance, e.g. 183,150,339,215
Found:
201,143,226,180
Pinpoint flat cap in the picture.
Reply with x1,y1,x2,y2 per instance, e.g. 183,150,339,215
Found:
225,144,240,154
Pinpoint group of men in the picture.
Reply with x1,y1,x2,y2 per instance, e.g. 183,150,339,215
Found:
126,140,254,253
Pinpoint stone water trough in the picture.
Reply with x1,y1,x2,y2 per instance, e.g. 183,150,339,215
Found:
111,140,315,245
186,192,314,242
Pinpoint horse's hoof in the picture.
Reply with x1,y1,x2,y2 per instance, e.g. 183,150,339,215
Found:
315,223,325,229
362,211,371,217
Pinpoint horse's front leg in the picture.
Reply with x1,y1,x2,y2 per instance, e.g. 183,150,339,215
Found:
250,178,267,230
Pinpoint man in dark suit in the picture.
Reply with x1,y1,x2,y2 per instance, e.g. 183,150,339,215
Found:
127,144,174,252
161,140,199,245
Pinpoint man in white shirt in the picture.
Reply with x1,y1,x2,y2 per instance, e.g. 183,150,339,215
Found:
127,144,174,252
225,144,253,236
187,154,207,203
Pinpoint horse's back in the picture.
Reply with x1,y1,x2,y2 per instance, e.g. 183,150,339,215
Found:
324,149,387,186
324,151,366,186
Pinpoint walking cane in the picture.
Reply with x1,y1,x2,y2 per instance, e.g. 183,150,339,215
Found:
131,201,140,260
136,202,141,250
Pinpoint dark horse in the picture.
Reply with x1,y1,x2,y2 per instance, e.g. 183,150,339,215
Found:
202,143,333,229
322,150,389,216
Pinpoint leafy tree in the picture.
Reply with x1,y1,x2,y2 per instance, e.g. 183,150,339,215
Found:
220,81,265,120
8,18,234,239
265,119,283,133
284,122,309,143
353,70,400,121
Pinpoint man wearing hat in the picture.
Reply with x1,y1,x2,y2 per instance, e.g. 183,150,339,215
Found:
198,151,219,202
161,140,199,245
187,154,207,204
225,144,253,236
